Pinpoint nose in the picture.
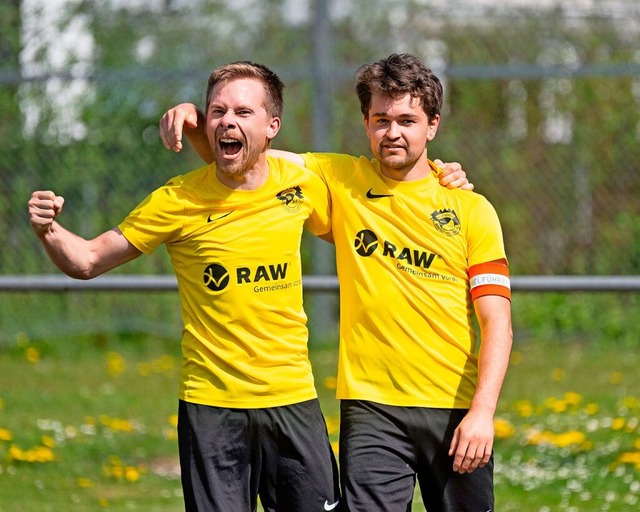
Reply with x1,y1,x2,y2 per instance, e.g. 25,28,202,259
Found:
386,121,400,139
220,109,237,128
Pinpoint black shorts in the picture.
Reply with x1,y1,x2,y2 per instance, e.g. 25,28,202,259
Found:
177,399,340,512
339,400,494,512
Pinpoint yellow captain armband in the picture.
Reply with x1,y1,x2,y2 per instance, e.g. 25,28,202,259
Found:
469,261,511,301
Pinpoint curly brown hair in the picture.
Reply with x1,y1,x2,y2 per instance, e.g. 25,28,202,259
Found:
355,53,443,121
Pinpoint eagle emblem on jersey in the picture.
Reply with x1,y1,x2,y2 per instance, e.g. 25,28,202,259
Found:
430,209,461,236
276,186,304,213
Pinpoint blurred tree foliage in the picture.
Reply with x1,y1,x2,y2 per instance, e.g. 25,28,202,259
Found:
2,0,639,276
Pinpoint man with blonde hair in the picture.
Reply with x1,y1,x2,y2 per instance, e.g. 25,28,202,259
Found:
29,61,341,512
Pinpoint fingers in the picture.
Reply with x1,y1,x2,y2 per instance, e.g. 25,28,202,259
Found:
159,103,200,153
449,427,493,474
453,443,491,474
434,160,475,191
28,191,64,236
159,110,184,153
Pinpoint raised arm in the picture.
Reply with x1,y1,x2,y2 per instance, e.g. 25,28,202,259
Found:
159,104,472,189
448,287,513,474
28,191,141,279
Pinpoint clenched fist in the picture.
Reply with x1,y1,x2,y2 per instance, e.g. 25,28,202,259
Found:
28,191,65,237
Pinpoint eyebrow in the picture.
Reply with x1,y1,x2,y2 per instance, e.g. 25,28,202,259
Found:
370,111,419,119
208,103,255,112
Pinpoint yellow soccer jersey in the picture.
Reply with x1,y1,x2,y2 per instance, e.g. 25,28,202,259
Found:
302,152,507,408
118,157,331,408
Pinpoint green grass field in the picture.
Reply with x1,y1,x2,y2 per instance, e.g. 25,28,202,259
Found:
1,333,639,511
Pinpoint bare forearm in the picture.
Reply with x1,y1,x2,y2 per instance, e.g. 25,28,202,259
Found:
471,331,512,415
185,117,214,163
38,224,139,279
471,296,513,415
38,222,103,279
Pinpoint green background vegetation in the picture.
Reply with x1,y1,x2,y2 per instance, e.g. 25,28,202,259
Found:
1,1,639,279
2,329,640,511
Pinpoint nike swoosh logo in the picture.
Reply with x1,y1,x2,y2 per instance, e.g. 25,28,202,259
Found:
366,188,393,199
207,211,234,223
324,500,340,511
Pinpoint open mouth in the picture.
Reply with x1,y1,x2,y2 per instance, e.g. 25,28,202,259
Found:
219,138,243,156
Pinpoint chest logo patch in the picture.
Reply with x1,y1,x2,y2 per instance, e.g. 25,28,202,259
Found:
276,186,304,213
430,209,461,236
354,229,379,256
203,263,230,291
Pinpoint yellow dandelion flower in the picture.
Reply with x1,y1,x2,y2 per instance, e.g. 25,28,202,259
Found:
105,455,122,470
324,415,340,436
9,444,56,463
163,428,178,441
25,347,40,364
76,477,95,488
168,414,178,427
581,440,594,451
563,392,582,406
614,451,640,470
331,440,339,455
125,466,141,482
525,429,587,449
323,376,337,390
611,418,626,431
514,400,533,418
551,368,565,382
544,397,567,413
100,415,136,433
525,430,554,446
99,498,110,507
634,438,640,450
584,403,599,415
0,428,12,441
8,445,22,459
41,435,55,448
107,352,126,377
34,446,56,462
553,430,586,448
494,418,516,439
621,396,640,409
109,465,124,479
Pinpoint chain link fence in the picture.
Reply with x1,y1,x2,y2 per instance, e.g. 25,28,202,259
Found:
1,0,639,342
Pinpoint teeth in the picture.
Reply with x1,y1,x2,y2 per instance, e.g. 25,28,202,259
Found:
220,138,239,143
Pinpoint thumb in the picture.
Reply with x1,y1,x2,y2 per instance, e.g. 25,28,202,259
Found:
53,196,65,215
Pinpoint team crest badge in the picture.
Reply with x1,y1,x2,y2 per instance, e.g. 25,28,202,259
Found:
430,209,461,236
276,186,304,213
